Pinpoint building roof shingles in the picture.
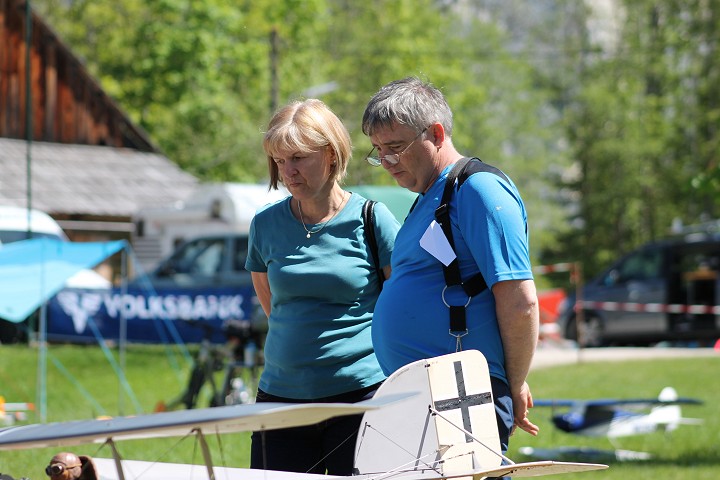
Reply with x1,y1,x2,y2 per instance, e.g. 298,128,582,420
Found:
0,138,198,217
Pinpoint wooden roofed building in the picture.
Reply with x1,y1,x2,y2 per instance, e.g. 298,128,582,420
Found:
0,0,197,242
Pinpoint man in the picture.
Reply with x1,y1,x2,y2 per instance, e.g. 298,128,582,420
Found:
362,77,539,454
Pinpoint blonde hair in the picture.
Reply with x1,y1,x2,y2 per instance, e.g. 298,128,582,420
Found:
264,99,352,189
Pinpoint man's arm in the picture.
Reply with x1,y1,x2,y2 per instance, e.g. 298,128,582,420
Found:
493,279,540,436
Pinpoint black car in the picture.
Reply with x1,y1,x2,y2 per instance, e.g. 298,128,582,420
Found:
557,232,720,347
130,233,267,344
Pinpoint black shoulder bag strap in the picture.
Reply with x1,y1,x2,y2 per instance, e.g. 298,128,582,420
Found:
362,199,384,290
434,157,509,344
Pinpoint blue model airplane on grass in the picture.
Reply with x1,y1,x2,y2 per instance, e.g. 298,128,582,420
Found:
534,387,703,439
519,387,704,463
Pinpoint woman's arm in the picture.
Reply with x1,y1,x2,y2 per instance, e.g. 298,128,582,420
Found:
251,271,272,317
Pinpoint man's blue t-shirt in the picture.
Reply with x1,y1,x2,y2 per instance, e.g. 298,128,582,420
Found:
245,193,399,399
372,164,533,384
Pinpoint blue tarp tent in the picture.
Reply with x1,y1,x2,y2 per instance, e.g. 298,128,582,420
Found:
0,237,253,345
0,238,124,322
0,238,131,421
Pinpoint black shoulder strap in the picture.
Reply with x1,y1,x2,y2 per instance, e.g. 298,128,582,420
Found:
362,199,384,290
434,157,508,334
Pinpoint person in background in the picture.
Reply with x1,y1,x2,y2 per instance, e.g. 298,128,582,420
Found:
45,452,97,480
245,98,400,474
361,77,540,457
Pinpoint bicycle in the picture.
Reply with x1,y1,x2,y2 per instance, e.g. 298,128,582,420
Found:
155,318,264,411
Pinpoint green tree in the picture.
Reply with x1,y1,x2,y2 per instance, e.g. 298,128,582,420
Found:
31,0,574,263
556,0,720,277
660,1,720,218
318,1,571,263
33,0,330,181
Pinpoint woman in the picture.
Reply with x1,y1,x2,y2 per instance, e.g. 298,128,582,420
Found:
245,99,400,474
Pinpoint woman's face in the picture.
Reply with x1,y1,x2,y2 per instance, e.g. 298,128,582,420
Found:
272,146,336,201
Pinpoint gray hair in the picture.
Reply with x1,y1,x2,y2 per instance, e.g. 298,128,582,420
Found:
362,77,453,137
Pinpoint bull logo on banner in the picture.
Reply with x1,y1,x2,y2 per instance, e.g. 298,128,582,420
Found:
56,291,104,333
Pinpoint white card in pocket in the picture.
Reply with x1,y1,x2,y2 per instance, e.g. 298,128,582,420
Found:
419,220,456,266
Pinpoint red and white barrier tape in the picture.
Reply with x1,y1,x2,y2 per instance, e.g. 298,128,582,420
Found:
576,300,720,315
532,262,575,275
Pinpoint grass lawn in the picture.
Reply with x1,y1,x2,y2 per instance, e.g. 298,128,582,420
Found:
0,343,252,479
514,354,720,480
0,343,718,479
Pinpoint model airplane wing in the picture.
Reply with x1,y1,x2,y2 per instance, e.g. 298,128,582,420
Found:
469,460,609,478
90,458,604,480
343,461,606,480
535,393,703,411
518,446,653,463
584,398,702,411
91,458,331,480
0,394,411,450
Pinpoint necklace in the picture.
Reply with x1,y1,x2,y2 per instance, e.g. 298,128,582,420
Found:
297,192,348,239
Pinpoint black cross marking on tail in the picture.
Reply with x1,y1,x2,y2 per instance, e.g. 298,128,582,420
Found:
433,360,492,443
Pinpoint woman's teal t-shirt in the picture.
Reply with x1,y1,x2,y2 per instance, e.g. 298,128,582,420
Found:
245,192,399,399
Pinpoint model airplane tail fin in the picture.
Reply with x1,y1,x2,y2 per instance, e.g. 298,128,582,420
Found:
657,386,678,402
354,350,608,478
650,389,683,432
650,387,703,432
354,350,502,477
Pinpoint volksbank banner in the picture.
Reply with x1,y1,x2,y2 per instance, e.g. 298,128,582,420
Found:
47,286,258,344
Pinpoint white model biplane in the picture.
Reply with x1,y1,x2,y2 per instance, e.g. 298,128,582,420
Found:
0,350,608,479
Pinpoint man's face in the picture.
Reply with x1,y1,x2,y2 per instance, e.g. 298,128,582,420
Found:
368,123,436,193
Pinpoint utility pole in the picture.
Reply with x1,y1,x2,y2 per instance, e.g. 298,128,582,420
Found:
269,27,279,114
25,0,33,225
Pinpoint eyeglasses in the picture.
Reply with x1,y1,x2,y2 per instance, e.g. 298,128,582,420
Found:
45,463,82,476
365,127,428,167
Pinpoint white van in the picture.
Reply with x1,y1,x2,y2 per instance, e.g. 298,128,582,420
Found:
0,206,67,243
132,183,290,273
0,206,111,288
